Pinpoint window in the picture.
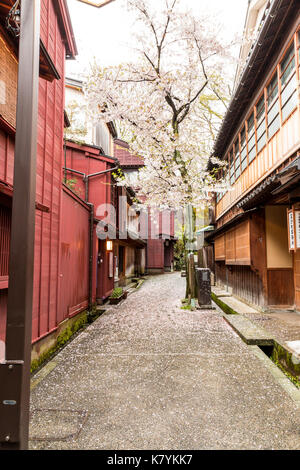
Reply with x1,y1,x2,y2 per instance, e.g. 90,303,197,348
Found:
95,121,110,155
240,127,247,172
216,168,223,202
256,95,266,153
234,138,241,180
229,148,235,185
220,31,299,189
267,72,280,139
216,192,221,203
281,44,295,86
280,43,297,122
247,112,256,163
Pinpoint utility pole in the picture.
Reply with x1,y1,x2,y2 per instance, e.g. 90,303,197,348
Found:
0,0,117,452
0,0,41,450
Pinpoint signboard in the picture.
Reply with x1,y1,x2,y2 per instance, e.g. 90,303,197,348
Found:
296,211,300,249
288,210,295,250
109,252,114,278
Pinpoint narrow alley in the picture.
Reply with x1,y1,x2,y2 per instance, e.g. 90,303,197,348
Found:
29,273,300,450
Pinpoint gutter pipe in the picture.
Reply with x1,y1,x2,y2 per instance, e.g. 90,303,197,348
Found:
62,164,119,315
63,165,119,202
87,202,94,316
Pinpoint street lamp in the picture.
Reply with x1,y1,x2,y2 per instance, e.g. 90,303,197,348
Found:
0,0,117,451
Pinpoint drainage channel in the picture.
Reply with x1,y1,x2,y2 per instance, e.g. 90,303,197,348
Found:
258,344,274,358
256,343,300,391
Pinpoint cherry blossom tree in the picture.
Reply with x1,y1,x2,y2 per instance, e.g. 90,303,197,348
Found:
85,0,234,210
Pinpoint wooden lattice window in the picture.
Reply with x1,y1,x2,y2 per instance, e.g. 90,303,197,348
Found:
247,112,256,163
280,42,297,122
267,72,280,139
256,94,266,153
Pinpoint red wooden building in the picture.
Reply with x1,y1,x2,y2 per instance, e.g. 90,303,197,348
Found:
0,0,78,361
0,1,175,365
64,77,147,299
64,137,148,300
114,138,176,273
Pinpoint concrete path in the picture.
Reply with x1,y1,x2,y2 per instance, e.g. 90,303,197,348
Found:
212,286,300,343
29,273,300,450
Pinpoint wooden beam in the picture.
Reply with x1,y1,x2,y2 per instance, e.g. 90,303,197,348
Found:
77,0,116,7
0,2,12,10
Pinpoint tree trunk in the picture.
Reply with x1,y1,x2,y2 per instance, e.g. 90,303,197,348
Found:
186,252,197,301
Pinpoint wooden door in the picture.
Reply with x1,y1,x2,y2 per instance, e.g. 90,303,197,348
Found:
97,240,106,300
294,250,300,310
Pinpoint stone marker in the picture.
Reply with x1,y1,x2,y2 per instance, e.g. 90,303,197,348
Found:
195,267,214,309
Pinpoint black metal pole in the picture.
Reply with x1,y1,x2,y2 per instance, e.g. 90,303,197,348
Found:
0,0,40,450
87,203,94,315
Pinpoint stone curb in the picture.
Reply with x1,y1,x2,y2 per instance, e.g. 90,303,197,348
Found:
222,312,274,346
212,291,300,393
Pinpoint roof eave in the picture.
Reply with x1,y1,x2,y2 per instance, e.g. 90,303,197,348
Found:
213,0,297,158
55,0,78,59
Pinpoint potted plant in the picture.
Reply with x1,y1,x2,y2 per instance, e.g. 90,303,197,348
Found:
109,287,126,305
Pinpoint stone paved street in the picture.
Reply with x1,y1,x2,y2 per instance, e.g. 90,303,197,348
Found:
29,273,300,450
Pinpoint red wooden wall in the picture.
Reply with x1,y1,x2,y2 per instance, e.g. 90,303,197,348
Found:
58,187,90,322
147,240,164,270
146,209,175,271
65,142,114,208
65,142,117,302
0,132,14,185
32,0,66,343
0,0,68,344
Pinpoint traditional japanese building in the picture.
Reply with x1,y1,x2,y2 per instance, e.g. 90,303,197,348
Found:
64,80,146,297
208,0,300,309
114,138,176,274
0,0,78,360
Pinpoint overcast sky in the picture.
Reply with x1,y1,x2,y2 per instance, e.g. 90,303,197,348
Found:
66,0,249,78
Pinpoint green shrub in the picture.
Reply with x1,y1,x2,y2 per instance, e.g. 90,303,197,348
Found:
110,287,123,298
174,239,186,271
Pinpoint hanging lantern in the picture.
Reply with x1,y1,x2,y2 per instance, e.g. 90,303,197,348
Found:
106,240,113,251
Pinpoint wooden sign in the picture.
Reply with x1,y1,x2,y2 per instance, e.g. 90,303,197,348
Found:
295,210,300,249
288,209,295,250
109,251,114,278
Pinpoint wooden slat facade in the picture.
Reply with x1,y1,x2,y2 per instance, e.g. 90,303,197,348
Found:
212,16,300,309
267,268,294,306
294,250,300,309
214,234,225,261
215,262,264,307
235,220,251,265
216,109,300,221
215,220,251,266
216,22,300,223
0,0,77,347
